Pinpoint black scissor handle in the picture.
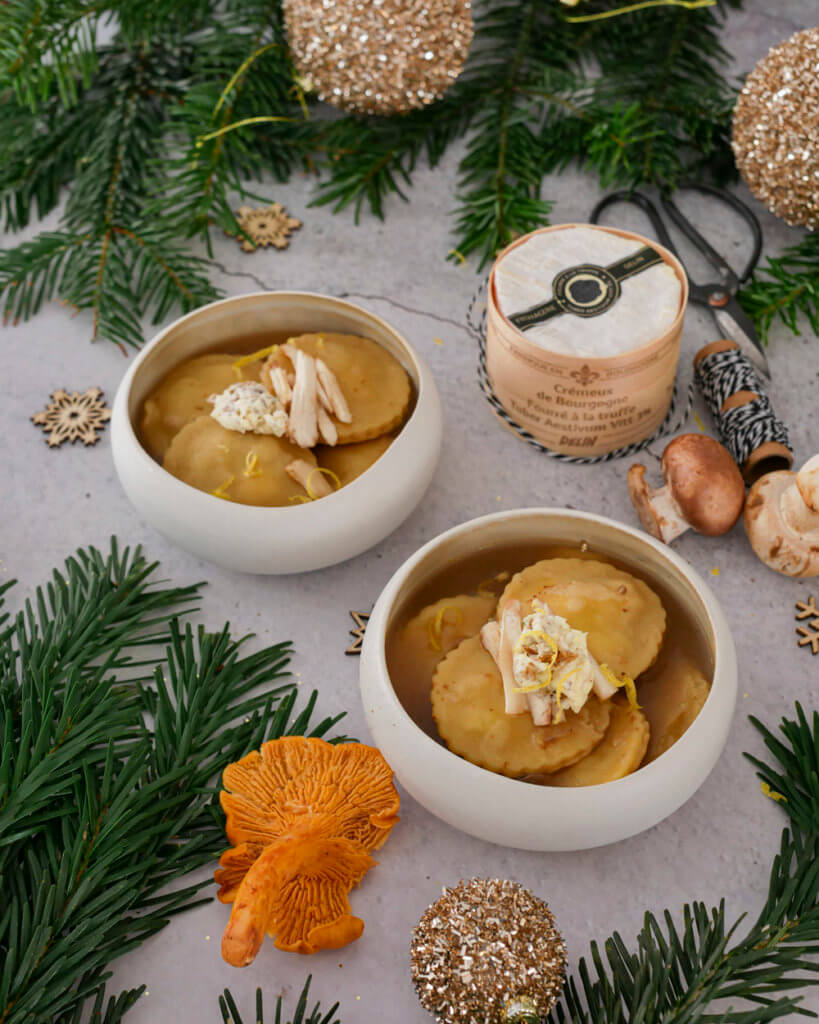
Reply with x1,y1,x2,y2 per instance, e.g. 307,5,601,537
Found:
660,182,763,285
590,190,680,258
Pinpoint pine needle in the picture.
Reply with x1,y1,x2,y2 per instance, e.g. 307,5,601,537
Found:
0,539,343,1024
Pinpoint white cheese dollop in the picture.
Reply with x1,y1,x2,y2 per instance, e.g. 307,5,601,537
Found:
209,382,288,436
494,225,682,358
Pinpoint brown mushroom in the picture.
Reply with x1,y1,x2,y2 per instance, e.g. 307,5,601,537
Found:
743,454,819,577
628,434,745,543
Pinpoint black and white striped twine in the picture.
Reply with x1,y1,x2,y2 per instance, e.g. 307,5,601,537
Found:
693,346,791,468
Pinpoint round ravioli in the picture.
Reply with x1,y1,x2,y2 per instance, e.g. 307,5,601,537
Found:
397,593,497,680
499,558,666,678
139,353,260,461
641,659,711,763
431,636,611,777
289,333,412,443
546,700,649,787
317,434,394,487
163,415,316,506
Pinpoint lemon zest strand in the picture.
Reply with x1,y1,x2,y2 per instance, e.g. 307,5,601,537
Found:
243,452,262,478
512,630,559,693
601,663,641,710
761,781,787,804
232,344,280,372
210,475,235,500
306,466,341,500
428,606,463,652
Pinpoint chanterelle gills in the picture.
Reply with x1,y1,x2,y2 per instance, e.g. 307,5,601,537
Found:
209,381,288,437
480,599,617,725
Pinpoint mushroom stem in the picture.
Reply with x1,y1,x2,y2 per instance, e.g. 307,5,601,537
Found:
286,458,333,498
316,358,352,423
481,612,529,716
590,655,618,700
267,364,293,408
627,465,690,543
222,843,283,967
317,404,338,446
288,350,320,448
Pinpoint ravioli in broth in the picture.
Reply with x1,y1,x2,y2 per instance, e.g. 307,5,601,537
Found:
385,543,713,787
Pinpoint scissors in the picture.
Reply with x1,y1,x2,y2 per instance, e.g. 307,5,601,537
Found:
590,183,769,378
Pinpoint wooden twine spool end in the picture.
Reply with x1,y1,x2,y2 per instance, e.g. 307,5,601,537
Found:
693,339,793,484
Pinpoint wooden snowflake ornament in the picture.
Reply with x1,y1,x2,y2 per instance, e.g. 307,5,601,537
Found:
796,597,819,655
31,388,111,447
231,203,302,252
346,610,370,655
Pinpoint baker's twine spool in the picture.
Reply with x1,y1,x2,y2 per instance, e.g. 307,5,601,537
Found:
693,340,793,484
467,279,694,464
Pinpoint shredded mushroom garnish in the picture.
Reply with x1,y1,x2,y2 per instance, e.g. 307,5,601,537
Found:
287,349,320,448
285,459,333,498
258,343,351,449
316,357,352,423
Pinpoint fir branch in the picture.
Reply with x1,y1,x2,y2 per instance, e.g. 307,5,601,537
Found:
311,85,476,222
0,0,100,109
157,1,305,247
0,540,343,1024
738,233,819,343
219,976,341,1024
0,39,221,348
4,0,806,347
746,704,819,836
448,2,566,265
550,705,819,1024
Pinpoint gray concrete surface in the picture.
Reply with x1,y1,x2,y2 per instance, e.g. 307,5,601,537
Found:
1,2,817,1020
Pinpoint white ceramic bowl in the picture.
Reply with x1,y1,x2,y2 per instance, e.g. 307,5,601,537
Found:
112,292,442,574
360,509,737,851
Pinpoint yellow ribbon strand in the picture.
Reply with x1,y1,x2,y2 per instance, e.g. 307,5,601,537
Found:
214,42,281,117
196,116,296,148
564,0,714,22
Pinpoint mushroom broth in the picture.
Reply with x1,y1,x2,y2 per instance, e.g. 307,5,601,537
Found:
385,542,714,784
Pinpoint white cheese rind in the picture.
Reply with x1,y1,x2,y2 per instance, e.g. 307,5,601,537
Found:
494,226,682,358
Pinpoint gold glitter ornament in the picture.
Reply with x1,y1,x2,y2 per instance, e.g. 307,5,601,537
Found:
732,27,819,229
283,0,474,116
411,878,567,1024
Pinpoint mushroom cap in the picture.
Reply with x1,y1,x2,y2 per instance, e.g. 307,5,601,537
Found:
744,470,819,578
797,454,819,512
661,434,745,536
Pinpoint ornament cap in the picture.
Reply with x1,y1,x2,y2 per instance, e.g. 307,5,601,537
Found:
503,995,541,1024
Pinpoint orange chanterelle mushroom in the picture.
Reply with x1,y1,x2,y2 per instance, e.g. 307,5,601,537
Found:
215,736,400,964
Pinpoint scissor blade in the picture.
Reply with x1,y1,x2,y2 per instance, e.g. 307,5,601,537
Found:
712,305,771,379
